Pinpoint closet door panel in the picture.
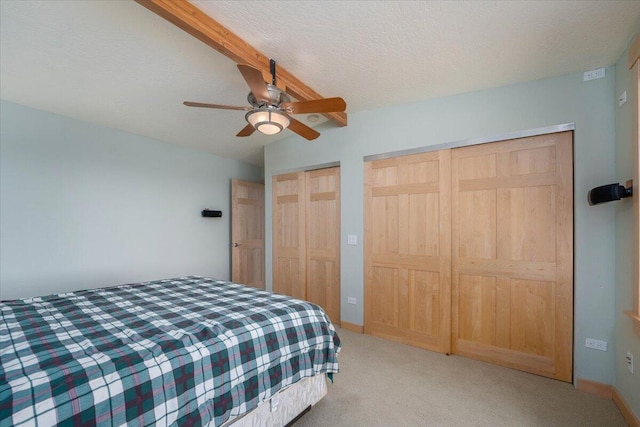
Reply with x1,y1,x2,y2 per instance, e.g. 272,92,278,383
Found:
365,150,451,353
306,167,341,323
272,172,306,299
408,193,440,256
371,195,400,254
457,189,496,259
452,131,573,382
509,279,555,358
409,270,441,337
275,257,305,300
370,266,398,326
457,274,497,345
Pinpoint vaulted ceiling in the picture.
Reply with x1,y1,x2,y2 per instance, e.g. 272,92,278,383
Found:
1,1,639,166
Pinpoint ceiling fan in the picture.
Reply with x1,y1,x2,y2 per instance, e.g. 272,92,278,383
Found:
183,59,346,141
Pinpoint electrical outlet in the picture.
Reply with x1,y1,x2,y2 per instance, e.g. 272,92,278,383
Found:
347,297,357,305
585,338,608,351
619,91,627,107
583,68,605,81
627,352,634,374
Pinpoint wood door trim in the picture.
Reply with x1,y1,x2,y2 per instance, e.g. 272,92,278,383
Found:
364,161,374,336
554,135,574,381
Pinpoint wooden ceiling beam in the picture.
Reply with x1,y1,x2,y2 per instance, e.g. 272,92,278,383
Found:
135,0,347,127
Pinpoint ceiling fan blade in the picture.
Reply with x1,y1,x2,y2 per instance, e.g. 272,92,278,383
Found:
287,117,320,141
184,101,252,111
281,97,346,114
237,64,271,103
236,123,256,137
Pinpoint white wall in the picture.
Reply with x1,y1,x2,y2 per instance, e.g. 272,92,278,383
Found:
614,39,640,417
0,100,263,299
265,70,617,386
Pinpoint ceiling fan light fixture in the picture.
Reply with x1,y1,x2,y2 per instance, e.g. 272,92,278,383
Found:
246,109,290,135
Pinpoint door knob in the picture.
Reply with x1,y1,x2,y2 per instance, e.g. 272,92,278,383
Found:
233,242,241,247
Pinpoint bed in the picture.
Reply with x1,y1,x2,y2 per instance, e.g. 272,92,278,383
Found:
0,276,341,426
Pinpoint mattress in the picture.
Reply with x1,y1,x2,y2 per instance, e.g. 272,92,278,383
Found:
222,375,327,427
0,276,341,426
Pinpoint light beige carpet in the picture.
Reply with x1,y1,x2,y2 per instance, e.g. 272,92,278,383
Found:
298,328,625,426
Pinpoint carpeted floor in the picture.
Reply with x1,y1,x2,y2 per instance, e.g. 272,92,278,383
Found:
297,327,625,426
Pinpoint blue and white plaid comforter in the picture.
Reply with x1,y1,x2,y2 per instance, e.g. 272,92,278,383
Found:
0,277,341,426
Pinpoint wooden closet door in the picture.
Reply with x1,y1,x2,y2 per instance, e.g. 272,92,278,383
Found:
272,172,306,299
451,132,573,382
364,151,451,353
306,167,341,323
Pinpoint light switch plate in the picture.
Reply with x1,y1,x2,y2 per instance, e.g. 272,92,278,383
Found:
347,234,357,245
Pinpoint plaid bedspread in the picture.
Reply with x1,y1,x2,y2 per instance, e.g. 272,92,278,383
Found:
0,277,341,426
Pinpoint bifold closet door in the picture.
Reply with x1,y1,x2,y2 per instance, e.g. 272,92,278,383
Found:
272,168,341,324
451,132,573,382
272,172,306,300
306,167,341,324
364,151,451,353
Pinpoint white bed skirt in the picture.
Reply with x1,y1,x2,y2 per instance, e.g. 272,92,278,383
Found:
221,375,328,427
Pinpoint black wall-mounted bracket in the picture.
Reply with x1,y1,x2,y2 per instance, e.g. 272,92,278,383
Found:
201,209,222,218
588,181,633,206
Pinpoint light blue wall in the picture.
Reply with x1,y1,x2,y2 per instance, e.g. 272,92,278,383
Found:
0,100,263,300
265,70,617,385
614,40,640,417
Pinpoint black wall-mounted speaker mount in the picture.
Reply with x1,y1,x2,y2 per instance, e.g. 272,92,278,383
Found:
201,209,222,218
588,182,633,206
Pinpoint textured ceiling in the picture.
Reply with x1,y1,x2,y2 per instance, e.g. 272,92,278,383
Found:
1,1,639,167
